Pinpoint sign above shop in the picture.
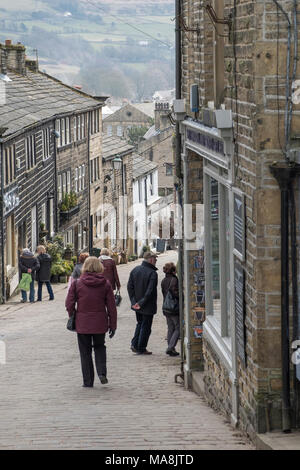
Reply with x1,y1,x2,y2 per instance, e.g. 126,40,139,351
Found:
3,186,20,216
186,128,224,156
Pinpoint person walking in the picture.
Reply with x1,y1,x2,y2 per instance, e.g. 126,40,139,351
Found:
71,252,90,280
19,248,40,303
36,245,54,301
127,251,158,355
161,262,180,356
99,248,121,292
65,257,117,387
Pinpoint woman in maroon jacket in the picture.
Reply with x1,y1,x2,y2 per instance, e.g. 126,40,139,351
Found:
65,256,117,387
99,248,121,292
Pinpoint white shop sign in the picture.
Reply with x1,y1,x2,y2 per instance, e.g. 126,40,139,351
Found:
3,187,20,216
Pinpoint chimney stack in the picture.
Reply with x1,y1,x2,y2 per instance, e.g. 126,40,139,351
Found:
154,101,170,131
0,40,26,75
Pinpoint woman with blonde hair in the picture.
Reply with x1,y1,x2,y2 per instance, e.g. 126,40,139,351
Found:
65,256,117,387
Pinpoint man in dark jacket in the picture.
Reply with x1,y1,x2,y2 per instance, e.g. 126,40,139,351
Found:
36,245,54,301
127,251,158,355
19,248,40,303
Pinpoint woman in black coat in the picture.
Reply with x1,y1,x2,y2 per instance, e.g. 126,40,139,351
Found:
161,262,180,356
36,245,54,301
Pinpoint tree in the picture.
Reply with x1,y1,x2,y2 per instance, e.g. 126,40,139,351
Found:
127,126,149,146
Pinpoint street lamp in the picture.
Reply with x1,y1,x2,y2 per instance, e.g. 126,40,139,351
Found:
112,156,122,171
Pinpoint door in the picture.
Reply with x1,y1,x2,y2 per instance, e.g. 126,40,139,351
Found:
31,206,37,252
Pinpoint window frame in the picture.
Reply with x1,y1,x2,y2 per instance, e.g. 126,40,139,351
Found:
203,163,233,370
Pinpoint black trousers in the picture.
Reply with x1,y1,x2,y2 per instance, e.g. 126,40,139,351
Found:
77,333,107,387
131,313,153,352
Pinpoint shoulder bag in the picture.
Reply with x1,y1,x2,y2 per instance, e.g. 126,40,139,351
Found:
115,289,122,307
162,278,179,315
67,280,77,332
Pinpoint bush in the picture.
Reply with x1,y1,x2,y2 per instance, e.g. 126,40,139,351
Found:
51,263,65,276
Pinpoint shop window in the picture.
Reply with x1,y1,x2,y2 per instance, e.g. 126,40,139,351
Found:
165,163,173,176
4,145,16,186
205,173,231,341
25,135,36,169
6,215,16,268
43,128,51,160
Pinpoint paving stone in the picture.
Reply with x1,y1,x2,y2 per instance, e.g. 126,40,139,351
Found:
0,251,254,450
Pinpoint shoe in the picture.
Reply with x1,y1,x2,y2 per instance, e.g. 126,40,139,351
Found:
99,375,108,384
49,298,54,301
37,299,42,302
131,346,138,353
82,384,93,388
166,350,180,357
20,299,27,303
137,350,152,355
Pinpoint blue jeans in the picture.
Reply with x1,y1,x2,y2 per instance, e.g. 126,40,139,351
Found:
21,280,35,303
37,281,54,301
131,312,153,352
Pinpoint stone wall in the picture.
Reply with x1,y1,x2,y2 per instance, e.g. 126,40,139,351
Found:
138,127,175,195
181,0,300,435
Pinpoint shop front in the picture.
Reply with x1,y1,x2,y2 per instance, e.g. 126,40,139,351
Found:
180,111,240,425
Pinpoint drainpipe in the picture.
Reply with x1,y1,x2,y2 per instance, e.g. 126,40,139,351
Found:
0,138,5,303
270,162,298,433
290,181,300,428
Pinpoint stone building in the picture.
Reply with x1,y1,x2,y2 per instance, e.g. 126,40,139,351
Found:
138,102,175,198
177,0,300,438
132,155,159,256
101,135,134,254
102,102,154,140
0,40,105,301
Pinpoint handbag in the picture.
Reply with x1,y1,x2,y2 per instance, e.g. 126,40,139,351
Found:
18,273,32,291
162,278,179,315
115,289,122,307
67,280,77,332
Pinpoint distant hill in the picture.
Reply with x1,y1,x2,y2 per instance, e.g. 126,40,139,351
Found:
0,0,175,101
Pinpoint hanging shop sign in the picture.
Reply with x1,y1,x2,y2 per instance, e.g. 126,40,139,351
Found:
234,260,246,366
233,188,245,261
3,186,20,216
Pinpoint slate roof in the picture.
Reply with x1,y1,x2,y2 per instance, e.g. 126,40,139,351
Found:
143,125,160,140
131,102,155,119
133,154,157,180
102,135,134,161
0,70,105,138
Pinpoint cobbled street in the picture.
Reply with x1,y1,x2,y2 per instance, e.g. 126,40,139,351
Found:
0,251,253,450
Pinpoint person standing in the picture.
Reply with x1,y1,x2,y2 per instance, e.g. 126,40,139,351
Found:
36,245,54,301
127,251,158,355
161,262,180,356
99,248,121,292
71,252,90,279
19,248,40,303
65,257,117,387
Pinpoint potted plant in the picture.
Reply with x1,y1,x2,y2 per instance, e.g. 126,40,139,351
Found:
64,243,74,261
51,263,64,283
